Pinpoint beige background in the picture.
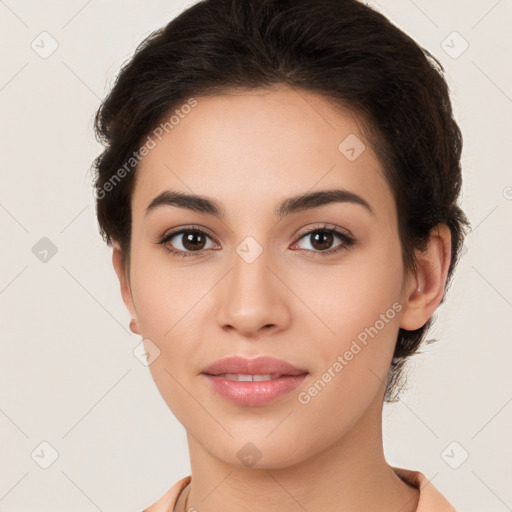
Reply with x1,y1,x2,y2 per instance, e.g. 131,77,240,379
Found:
0,1,511,510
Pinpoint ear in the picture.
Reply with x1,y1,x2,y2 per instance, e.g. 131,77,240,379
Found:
399,224,452,331
112,243,140,335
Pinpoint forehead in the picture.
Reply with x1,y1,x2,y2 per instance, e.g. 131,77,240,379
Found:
133,86,394,222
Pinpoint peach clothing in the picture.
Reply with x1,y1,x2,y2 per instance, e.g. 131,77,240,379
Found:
143,468,456,511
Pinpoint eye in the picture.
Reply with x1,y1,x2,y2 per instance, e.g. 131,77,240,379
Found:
292,224,355,257
157,223,355,259
158,227,218,258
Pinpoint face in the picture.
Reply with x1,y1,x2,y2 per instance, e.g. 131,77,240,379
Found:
113,86,430,468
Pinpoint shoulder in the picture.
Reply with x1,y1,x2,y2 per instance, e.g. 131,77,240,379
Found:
142,475,191,512
141,470,456,512
393,467,457,512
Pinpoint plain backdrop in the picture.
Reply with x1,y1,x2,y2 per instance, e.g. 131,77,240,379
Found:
0,1,511,511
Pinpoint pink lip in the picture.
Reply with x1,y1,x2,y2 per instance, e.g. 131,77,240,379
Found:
201,355,308,376
201,356,309,407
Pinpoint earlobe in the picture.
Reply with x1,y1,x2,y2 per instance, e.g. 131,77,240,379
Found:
399,224,452,331
112,243,140,334
129,318,140,335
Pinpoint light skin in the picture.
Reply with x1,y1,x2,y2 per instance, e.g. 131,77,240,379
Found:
112,85,451,512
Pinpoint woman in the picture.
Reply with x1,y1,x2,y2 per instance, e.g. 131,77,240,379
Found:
91,0,470,510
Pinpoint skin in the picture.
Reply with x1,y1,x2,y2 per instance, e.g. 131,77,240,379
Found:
112,85,451,512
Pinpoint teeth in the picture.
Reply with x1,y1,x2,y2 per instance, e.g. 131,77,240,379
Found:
217,373,282,381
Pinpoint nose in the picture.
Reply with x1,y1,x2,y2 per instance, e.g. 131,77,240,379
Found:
215,246,291,339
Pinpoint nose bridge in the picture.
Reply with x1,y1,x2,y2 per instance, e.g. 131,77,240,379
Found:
215,234,290,335
232,236,272,292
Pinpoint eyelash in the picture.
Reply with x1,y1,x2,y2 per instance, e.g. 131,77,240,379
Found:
157,224,356,259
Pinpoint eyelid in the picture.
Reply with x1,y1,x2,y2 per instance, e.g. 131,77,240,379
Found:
160,224,218,242
159,223,352,242
158,225,220,254
294,222,354,240
290,224,356,257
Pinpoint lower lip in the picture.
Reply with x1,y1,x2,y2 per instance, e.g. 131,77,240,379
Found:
202,374,308,406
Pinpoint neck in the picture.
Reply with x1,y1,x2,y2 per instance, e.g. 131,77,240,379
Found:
181,396,419,512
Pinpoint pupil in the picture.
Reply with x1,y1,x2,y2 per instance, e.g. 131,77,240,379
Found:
184,231,205,250
312,231,332,250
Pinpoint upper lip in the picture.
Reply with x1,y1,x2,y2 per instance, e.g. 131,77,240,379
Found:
201,356,309,376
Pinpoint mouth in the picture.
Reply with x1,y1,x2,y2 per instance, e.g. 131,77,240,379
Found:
206,373,294,381
201,355,309,377
200,356,309,406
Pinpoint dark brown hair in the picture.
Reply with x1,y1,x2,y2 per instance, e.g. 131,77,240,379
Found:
90,0,471,401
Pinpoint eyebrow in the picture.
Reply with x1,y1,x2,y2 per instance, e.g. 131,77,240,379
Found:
145,188,375,219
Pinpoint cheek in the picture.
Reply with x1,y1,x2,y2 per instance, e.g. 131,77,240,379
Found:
314,242,404,342
128,251,216,408
305,240,404,393
129,245,209,339
295,282,402,442
131,259,209,424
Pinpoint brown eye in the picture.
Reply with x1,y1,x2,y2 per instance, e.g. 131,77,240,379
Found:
292,226,356,257
309,230,335,251
179,230,208,251
159,228,217,257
